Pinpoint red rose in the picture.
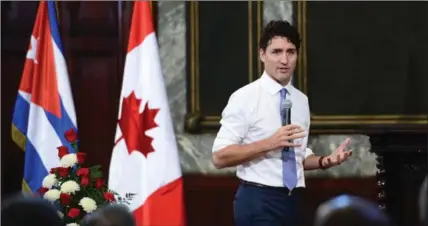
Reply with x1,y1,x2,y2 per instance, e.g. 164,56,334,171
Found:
95,179,105,189
76,152,86,164
103,192,115,201
38,187,49,195
67,208,80,218
50,167,58,174
64,129,78,143
57,146,69,158
57,167,69,178
80,176,89,187
60,193,72,205
77,168,89,177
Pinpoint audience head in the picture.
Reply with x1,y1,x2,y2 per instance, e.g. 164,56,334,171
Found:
81,204,135,226
420,175,427,226
2,194,63,226
314,194,391,226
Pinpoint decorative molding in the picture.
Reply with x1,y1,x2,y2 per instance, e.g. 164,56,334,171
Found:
294,2,428,134
185,1,263,133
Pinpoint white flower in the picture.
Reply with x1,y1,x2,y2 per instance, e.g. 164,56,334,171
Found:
79,197,97,213
43,189,60,202
60,180,80,194
42,174,57,189
66,223,79,226
60,153,77,168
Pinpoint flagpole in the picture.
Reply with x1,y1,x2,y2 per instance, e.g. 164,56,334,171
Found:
54,0,60,22
118,0,123,87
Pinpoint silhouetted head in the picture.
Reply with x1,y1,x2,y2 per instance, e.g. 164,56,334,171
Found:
81,204,135,226
259,20,301,86
420,175,427,226
314,194,391,226
2,194,63,226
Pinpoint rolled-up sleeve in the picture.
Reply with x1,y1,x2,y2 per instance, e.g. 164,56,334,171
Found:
302,95,313,158
305,147,314,158
212,92,249,153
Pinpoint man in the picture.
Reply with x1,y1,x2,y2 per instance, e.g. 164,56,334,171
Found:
212,20,352,226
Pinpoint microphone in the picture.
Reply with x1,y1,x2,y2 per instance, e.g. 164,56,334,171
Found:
281,99,292,151
281,99,292,126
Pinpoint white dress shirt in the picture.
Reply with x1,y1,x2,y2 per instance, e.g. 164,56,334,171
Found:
212,72,313,188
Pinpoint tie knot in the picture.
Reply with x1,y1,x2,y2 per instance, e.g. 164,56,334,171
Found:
280,88,287,99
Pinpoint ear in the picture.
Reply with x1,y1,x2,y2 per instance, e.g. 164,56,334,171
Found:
259,49,265,63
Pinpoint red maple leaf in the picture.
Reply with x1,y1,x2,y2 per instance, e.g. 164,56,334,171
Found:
118,91,160,157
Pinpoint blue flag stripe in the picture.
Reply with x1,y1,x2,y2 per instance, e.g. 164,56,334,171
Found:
23,139,49,192
47,1,64,55
44,98,78,153
12,94,31,136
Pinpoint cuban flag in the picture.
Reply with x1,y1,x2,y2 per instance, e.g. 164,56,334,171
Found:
11,1,78,193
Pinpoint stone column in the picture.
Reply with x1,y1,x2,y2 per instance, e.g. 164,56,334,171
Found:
263,1,293,25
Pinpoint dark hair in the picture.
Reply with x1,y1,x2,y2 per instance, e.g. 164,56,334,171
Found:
2,195,64,226
259,20,301,51
315,195,390,226
81,204,135,226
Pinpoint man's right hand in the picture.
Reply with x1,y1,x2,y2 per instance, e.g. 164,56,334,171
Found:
212,124,306,169
264,124,306,150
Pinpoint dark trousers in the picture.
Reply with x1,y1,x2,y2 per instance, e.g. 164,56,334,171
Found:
233,181,302,226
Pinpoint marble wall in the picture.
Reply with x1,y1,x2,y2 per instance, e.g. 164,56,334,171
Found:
157,1,377,178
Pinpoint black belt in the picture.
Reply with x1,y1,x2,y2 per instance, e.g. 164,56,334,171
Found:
240,180,304,196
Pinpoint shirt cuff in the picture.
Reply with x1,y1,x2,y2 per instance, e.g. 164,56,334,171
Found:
305,147,314,158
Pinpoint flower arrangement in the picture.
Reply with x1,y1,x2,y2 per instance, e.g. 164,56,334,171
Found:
37,129,134,226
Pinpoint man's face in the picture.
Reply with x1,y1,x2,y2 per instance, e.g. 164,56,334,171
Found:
260,36,298,85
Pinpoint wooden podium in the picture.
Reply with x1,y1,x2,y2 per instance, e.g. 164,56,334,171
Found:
370,132,427,226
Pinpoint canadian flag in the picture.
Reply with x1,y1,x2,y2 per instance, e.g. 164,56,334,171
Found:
108,2,186,226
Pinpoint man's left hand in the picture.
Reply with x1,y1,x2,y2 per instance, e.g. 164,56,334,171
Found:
322,138,353,168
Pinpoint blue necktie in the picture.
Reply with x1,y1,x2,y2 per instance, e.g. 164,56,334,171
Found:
280,88,297,190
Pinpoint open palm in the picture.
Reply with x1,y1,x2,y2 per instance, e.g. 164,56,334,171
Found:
324,138,353,168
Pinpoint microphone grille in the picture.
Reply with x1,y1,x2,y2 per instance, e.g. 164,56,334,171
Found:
282,99,292,109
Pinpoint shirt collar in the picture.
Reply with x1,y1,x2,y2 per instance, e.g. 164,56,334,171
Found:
260,71,293,96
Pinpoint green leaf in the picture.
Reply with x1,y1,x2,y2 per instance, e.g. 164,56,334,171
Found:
89,165,102,172
71,143,79,152
91,171,103,179
88,165,103,179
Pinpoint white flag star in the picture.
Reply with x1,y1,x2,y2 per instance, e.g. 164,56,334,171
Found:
26,35,39,64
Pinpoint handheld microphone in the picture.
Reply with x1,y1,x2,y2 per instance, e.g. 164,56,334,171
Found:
281,99,292,126
281,99,292,151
